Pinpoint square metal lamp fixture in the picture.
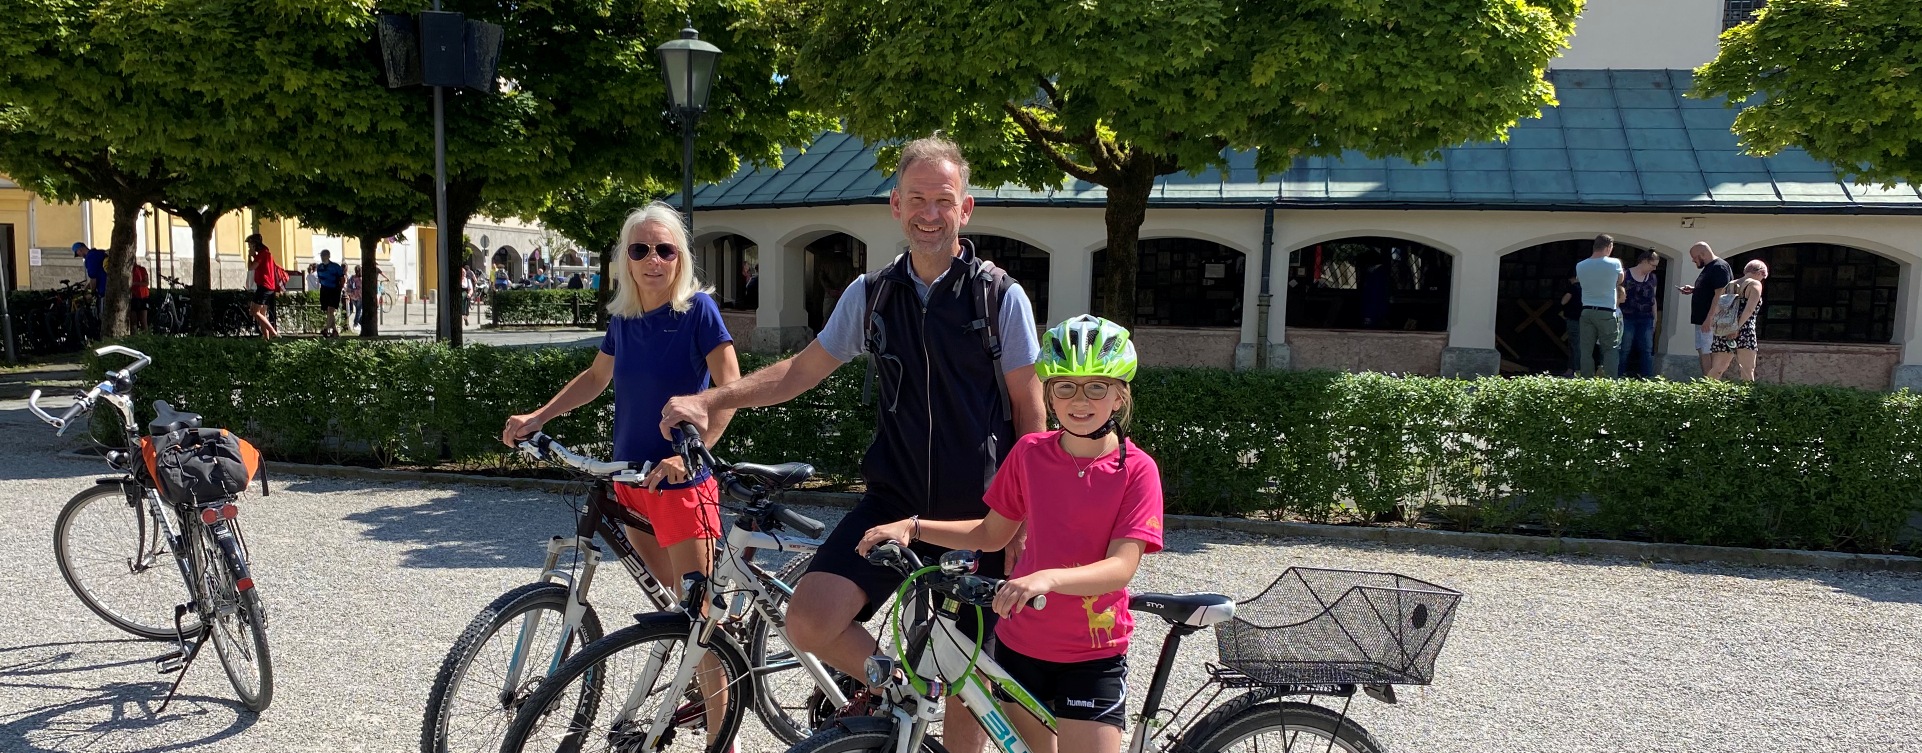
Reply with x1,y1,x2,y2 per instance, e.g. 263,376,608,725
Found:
656,23,722,115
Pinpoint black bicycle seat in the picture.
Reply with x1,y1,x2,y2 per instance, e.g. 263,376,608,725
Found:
1129,592,1237,628
729,461,815,489
149,400,203,436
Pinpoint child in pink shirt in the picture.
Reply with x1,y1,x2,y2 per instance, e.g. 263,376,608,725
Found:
859,315,1162,753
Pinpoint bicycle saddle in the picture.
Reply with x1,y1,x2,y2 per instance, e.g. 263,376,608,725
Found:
149,400,203,436
1129,592,1237,628
730,461,815,489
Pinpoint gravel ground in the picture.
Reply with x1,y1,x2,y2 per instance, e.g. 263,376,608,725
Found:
5,397,1922,752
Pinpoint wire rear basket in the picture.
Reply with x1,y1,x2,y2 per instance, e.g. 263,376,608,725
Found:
1215,567,1461,686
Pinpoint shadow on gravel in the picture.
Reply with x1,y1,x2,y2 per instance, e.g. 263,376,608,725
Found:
342,490,574,569
0,681,256,753
0,639,157,678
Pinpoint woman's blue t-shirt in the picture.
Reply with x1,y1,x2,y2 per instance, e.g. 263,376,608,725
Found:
601,292,732,489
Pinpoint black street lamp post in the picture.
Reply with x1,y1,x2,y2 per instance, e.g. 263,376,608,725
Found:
656,21,722,233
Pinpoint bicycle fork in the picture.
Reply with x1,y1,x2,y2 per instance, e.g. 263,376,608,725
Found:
621,574,729,750
501,535,605,699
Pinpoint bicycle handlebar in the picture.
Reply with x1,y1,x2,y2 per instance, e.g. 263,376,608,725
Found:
27,346,150,437
515,432,651,480
866,542,1046,611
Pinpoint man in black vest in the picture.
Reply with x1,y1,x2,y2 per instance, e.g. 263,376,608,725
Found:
661,136,1045,750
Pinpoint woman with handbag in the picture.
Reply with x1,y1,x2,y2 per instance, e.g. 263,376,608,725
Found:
1705,260,1769,381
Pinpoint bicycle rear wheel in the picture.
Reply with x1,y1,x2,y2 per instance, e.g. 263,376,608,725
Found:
1181,698,1384,753
421,581,606,753
53,483,204,640
196,521,273,712
744,553,851,744
499,613,751,753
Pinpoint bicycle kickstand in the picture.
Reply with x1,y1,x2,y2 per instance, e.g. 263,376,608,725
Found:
154,603,210,713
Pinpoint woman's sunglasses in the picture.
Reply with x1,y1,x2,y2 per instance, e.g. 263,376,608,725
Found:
1048,380,1115,401
626,242,679,262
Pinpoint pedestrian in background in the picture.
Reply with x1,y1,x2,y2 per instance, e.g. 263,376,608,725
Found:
1573,234,1624,377
315,250,346,337
130,260,151,332
1617,249,1661,378
1677,242,1734,377
244,234,284,339
1706,260,1769,381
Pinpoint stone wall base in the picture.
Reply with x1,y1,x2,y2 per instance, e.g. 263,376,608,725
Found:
1440,347,1501,378
750,325,813,355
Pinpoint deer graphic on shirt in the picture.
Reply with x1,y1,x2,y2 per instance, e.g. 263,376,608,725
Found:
1082,596,1117,648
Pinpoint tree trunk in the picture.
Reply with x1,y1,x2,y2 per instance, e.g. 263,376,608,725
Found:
1098,162,1157,329
595,243,612,330
438,183,485,347
100,200,142,339
185,212,217,330
358,234,382,338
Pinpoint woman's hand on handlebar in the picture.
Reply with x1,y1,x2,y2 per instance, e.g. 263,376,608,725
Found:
856,522,915,558
994,571,1055,618
644,454,689,492
502,412,545,448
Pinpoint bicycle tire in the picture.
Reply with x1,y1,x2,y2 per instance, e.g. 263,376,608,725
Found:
743,553,846,744
52,483,204,640
196,522,273,711
421,580,606,753
1179,698,1384,753
785,724,950,753
499,612,752,753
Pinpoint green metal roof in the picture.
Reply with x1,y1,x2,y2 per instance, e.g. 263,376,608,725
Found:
692,69,1922,214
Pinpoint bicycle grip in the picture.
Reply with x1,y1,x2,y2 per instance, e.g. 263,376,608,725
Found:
771,504,827,538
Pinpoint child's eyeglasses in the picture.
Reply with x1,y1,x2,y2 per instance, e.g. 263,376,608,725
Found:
1048,380,1114,401
626,242,679,262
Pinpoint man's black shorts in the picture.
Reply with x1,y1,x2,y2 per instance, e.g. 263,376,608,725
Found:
806,498,1006,629
319,286,342,309
252,287,274,305
991,641,1129,729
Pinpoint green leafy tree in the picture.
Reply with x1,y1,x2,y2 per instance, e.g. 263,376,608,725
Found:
786,0,1580,325
104,0,826,345
535,178,664,328
1693,0,1922,186
263,175,427,338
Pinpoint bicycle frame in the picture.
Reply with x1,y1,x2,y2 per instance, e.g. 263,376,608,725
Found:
608,508,836,751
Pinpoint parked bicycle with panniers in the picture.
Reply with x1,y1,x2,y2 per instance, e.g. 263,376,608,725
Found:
789,543,1461,753
30,345,274,712
496,431,864,753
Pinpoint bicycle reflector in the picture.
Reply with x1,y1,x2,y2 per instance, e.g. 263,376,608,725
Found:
199,505,239,524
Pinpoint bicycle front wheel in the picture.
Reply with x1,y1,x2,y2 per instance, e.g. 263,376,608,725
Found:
500,613,751,753
421,581,605,753
196,522,273,712
1181,699,1385,753
54,483,204,640
786,725,949,753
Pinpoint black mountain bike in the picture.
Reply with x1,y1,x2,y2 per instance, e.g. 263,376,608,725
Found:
29,345,274,712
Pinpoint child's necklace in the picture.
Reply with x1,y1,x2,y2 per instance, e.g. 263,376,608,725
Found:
1071,453,1096,478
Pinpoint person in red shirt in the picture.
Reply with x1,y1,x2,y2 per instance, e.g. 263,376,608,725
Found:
245,234,284,339
858,316,1160,753
130,262,151,331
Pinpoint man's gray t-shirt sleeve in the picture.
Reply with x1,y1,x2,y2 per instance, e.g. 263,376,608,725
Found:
816,275,1042,373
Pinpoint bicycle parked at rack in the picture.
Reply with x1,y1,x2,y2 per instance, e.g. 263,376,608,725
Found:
425,430,848,753
29,345,274,712
152,275,191,334
496,430,861,753
789,544,1462,753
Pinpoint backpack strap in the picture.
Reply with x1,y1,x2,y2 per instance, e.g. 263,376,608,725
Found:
965,259,1014,423
859,266,894,407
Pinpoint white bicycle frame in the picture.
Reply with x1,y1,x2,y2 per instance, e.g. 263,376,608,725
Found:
497,526,681,692
612,514,844,750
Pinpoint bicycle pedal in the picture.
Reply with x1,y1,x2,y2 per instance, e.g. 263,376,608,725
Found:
155,650,185,674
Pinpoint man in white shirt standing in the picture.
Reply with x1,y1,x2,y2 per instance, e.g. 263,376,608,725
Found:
1573,234,1625,377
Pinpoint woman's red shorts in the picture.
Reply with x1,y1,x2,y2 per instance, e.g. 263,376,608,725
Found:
611,476,723,547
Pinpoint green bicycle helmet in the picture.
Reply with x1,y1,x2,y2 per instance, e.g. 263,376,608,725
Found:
1037,315,1138,383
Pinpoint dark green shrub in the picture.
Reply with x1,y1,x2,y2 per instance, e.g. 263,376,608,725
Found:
490,289,598,326
85,336,1922,554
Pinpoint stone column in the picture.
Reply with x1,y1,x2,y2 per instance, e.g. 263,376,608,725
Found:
1439,248,1501,377
750,237,813,354
1894,261,1922,391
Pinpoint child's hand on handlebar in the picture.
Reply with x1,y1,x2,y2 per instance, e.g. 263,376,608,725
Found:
994,572,1055,618
857,522,915,557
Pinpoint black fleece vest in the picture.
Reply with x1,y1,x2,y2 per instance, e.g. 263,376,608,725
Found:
860,243,1016,519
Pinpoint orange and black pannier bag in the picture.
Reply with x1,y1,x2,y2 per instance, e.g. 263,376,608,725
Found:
141,428,265,506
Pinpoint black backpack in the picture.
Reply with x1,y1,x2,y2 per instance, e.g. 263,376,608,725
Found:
860,256,1015,421
143,428,266,506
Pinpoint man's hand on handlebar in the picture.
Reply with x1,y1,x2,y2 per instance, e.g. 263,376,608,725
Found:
658,395,710,442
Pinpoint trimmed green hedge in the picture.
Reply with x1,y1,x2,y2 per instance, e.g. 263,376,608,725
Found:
489,289,599,326
87,335,1922,554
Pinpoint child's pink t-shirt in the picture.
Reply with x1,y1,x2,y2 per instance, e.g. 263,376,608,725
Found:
985,430,1164,663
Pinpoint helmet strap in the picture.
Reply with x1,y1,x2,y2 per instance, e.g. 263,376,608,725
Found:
1063,418,1117,441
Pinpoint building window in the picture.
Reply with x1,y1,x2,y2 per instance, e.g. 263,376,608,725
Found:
1726,243,1898,344
705,234,758,311
1287,237,1453,331
1725,0,1766,31
965,235,1050,323
1496,239,1663,375
1091,238,1245,328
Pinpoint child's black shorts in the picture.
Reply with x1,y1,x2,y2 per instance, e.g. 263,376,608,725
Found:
990,640,1128,729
